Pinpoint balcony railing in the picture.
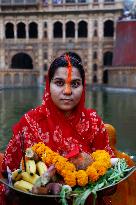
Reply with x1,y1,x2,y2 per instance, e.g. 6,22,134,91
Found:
0,0,38,5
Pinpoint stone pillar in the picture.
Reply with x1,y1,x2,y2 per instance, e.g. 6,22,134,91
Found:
0,19,5,40
14,23,17,39
0,43,5,69
75,22,78,42
98,17,103,40
38,44,44,86
38,20,43,40
63,22,65,42
87,47,93,84
88,18,93,41
48,19,53,42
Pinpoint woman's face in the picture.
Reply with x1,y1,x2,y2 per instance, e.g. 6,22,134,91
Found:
50,67,83,113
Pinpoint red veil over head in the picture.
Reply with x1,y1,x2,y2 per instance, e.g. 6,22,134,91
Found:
23,60,112,156
2,53,113,172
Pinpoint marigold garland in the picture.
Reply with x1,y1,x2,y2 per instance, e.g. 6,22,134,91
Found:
32,142,112,187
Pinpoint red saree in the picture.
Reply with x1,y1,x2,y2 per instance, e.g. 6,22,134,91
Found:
0,74,114,205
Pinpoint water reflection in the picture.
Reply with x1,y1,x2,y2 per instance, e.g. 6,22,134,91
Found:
0,88,136,159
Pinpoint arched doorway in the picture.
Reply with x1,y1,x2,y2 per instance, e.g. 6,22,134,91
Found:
11,53,33,69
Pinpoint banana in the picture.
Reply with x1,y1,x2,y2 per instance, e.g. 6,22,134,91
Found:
36,161,47,176
22,172,40,184
26,160,36,176
12,169,22,181
14,180,33,192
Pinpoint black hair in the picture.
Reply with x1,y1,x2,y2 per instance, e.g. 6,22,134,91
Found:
48,52,85,85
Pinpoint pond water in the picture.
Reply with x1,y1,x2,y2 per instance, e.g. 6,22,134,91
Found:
0,87,136,160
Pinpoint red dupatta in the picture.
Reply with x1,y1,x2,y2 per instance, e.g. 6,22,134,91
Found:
2,59,114,172
23,69,113,156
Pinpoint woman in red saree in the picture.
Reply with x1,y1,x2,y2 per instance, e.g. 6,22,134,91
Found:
0,52,114,205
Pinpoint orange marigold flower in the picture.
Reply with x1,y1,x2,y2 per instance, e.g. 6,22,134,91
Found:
64,171,77,187
86,166,99,182
92,150,110,162
63,162,76,172
92,161,107,176
76,170,88,186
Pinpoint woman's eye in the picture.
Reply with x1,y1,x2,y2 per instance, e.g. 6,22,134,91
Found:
55,80,64,86
71,81,81,88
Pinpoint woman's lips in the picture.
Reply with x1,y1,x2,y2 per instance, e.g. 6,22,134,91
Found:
60,99,73,103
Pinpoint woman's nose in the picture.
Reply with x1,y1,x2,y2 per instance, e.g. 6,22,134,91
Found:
63,83,72,95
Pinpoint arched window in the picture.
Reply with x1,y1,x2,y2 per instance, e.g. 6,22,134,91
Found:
66,21,75,38
5,23,14,38
104,20,114,37
93,51,97,59
103,51,113,66
93,64,97,71
44,22,47,28
78,21,88,38
17,22,26,38
11,53,33,69
53,22,63,38
29,22,38,38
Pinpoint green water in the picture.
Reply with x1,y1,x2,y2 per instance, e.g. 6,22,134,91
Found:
0,87,136,160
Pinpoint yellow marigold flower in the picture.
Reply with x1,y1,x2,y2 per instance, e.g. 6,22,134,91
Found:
64,171,77,187
92,150,110,162
92,161,107,176
45,146,54,154
86,166,99,182
36,147,46,157
52,154,62,164
63,162,76,172
32,143,112,186
55,161,67,174
76,170,88,186
32,142,47,157
41,153,53,166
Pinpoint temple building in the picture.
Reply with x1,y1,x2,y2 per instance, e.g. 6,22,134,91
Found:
0,0,123,88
